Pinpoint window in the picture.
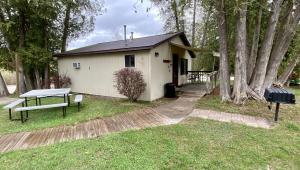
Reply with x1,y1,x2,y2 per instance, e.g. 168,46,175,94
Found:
73,62,80,69
125,55,135,67
180,58,188,75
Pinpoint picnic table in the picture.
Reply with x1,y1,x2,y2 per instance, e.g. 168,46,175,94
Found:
3,88,83,123
20,88,71,106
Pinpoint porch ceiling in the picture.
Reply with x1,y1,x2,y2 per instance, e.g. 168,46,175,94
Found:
169,42,211,54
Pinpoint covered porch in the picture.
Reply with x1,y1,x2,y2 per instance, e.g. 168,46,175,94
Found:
169,42,218,94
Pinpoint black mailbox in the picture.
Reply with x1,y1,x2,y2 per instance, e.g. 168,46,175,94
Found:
264,87,296,121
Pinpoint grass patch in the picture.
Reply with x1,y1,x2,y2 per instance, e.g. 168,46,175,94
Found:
0,118,299,169
0,88,299,169
0,95,153,135
196,93,300,122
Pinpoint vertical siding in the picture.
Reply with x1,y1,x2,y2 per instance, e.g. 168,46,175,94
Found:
149,36,193,101
58,51,151,101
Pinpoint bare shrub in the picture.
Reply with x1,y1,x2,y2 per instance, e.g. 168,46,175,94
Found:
114,68,146,102
51,73,71,88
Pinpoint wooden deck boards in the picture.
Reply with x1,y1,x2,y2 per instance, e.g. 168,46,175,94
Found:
0,108,171,153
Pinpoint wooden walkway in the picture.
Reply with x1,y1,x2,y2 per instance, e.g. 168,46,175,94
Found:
0,109,172,153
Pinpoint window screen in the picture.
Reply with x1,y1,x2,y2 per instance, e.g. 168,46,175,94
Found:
125,55,135,67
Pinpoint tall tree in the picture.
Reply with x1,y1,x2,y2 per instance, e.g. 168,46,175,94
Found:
216,0,231,101
16,3,27,94
247,0,263,83
233,0,248,104
263,2,300,89
0,71,9,96
191,0,197,46
250,0,283,95
276,54,300,86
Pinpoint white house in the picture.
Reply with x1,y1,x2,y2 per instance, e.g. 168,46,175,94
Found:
55,32,196,101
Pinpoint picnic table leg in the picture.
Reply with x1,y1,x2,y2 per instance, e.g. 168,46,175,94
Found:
68,95,70,106
20,111,24,123
78,102,80,112
25,97,28,118
9,109,12,120
62,106,66,117
35,97,38,106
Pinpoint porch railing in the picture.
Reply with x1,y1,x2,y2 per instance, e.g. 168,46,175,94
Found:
187,71,218,93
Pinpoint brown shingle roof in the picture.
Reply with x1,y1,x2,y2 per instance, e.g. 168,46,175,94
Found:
54,32,195,58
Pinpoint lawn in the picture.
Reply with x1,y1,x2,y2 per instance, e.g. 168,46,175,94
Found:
0,95,154,135
197,88,300,123
0,118,299,170
0,89,299,169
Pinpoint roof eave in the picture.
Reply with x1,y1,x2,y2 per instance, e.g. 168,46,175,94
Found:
54,46,152,57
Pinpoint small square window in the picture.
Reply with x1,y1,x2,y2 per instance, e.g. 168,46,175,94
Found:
125,55,135,67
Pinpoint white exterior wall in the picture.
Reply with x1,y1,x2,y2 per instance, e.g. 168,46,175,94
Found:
58,51,151,101
58,36,192,101
149,36,192,101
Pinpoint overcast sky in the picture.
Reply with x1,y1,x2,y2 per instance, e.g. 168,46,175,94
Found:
68,0,164,50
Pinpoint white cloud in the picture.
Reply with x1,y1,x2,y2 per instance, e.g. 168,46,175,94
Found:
68,0,164,50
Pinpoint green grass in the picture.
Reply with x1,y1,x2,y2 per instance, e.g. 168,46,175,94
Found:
0,89,299,169
196,93,300,122
0,95,152,135
0,118,299,170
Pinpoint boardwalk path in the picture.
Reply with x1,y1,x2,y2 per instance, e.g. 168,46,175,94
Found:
0,85,272,153
0,87,206,153
0,109,173,153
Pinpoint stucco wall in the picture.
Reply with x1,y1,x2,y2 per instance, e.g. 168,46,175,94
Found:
58,51,151,101
149,36,192,101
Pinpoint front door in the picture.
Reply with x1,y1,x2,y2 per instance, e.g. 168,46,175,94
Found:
172,54,179,86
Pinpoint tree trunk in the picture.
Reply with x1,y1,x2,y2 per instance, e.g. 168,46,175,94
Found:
250,0,283,95
263,3,300,89
247,2,262,83
25,71,33,91
43,22,50,89
44,64,50,89
216,0,231,101
233,1,248,104
200,4,212,48
276,54,300,86
172,0,180,32
191,0,196,46
0,71,9,96
179,3,186,32
61,4,71,52
34,67,41,89
17,10,27,94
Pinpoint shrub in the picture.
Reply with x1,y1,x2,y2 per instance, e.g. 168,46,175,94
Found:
114,68,146,102
51,73,71,88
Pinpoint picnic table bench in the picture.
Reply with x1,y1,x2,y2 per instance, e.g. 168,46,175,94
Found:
15,103,68,123
3,99,25,120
